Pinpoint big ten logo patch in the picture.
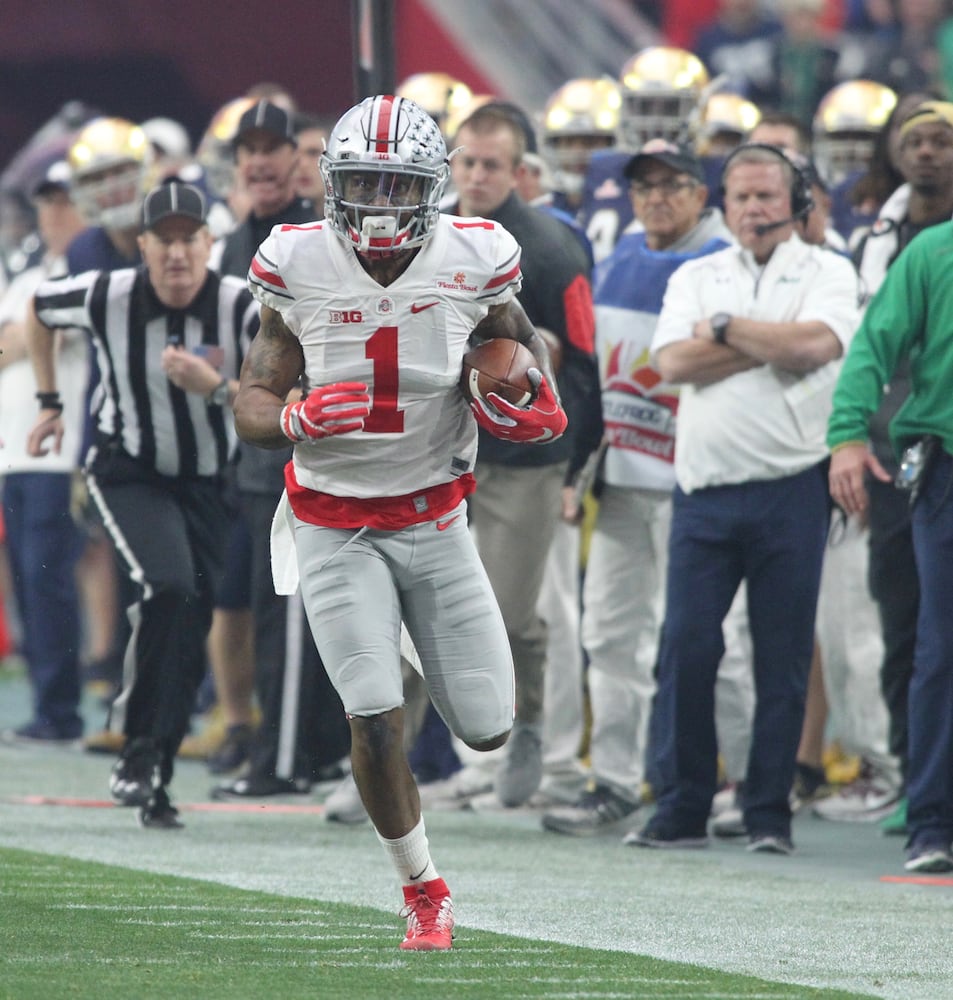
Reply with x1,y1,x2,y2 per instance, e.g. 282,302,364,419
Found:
329,309,364,324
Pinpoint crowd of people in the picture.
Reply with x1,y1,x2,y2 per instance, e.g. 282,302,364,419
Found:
3,0,953,948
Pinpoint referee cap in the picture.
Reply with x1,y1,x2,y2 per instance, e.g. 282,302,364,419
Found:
141,180,207,231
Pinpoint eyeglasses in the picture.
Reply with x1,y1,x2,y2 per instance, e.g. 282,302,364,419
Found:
630,179,697,197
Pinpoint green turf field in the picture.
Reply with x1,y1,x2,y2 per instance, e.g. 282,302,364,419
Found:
1,847,876,1000
1,662,950,999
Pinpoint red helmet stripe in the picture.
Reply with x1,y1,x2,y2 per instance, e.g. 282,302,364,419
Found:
374,96,396,152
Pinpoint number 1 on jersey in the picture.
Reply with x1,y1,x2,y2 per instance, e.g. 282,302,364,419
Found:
364,325,404,433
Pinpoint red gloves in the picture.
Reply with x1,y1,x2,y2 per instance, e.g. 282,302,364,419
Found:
470,370,567,443
280,382,371,443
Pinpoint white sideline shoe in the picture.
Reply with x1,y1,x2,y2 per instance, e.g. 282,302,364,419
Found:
323,773,368,825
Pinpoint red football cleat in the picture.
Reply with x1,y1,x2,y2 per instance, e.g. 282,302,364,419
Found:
399,877,454,951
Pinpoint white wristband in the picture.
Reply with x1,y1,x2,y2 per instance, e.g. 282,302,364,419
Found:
280,403,305,442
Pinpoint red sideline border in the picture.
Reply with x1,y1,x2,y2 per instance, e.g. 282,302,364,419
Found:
880,874,953,888
3,795,326,814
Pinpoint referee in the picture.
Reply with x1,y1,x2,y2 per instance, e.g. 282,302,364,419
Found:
26,180,260,828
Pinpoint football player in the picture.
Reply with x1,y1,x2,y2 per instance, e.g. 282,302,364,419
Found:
234,94,566,951
540,77,621,217
66,117,153,267
695,91,762,208
812,79,897,244
580,46,710,261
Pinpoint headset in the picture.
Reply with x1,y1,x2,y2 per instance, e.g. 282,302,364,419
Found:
719,142,814,235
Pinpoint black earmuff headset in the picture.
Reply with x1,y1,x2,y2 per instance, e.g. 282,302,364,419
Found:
719,142,815,224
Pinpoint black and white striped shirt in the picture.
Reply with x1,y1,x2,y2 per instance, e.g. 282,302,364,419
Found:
34,266,259,478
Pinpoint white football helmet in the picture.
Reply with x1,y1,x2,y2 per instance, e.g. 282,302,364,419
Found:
321,95,450,255
67,117,153,229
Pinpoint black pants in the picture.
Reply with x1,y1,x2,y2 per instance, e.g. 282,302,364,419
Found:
90,455,226,785
866,477,918,787
867,477,920,781
242,491,350,782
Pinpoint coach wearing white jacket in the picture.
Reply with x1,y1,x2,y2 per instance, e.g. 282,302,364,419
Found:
627,144,861,855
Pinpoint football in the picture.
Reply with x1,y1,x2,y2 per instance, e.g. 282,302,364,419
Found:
459,338,536,407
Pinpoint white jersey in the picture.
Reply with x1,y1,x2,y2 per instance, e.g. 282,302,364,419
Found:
250,215,522,499
0,256,89,474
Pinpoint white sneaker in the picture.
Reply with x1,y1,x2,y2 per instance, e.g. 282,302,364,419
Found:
417,765,494,809
322,773,368,825
812,763,901,823
711,806,747,838
710,782,747,836
710,782,741,818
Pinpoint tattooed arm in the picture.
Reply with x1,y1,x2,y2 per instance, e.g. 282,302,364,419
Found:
233,305,306,448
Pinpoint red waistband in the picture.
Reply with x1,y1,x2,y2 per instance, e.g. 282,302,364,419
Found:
285,464,476,530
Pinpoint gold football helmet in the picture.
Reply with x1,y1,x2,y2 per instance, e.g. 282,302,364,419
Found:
395,72,473,138
812,80,898,186
196,96,257,198
443,93,496,145
618,46,709,150
695,92,762,157
541,78,621,195
67,117,152,229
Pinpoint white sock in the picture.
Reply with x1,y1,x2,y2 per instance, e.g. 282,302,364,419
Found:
376,816,439,885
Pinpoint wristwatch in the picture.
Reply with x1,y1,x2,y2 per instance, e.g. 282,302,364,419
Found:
711,312,731,345
207,378,229,407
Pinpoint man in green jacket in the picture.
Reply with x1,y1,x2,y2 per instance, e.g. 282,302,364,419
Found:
828,220,953,874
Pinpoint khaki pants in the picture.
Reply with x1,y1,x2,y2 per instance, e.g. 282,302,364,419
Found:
469,461,567,725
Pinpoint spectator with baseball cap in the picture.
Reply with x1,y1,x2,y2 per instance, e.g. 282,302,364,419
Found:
218,101,302,271
0,158,89,746
542,136,734,836
623,138,707,186
206,98,312,783
211,99,351,803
